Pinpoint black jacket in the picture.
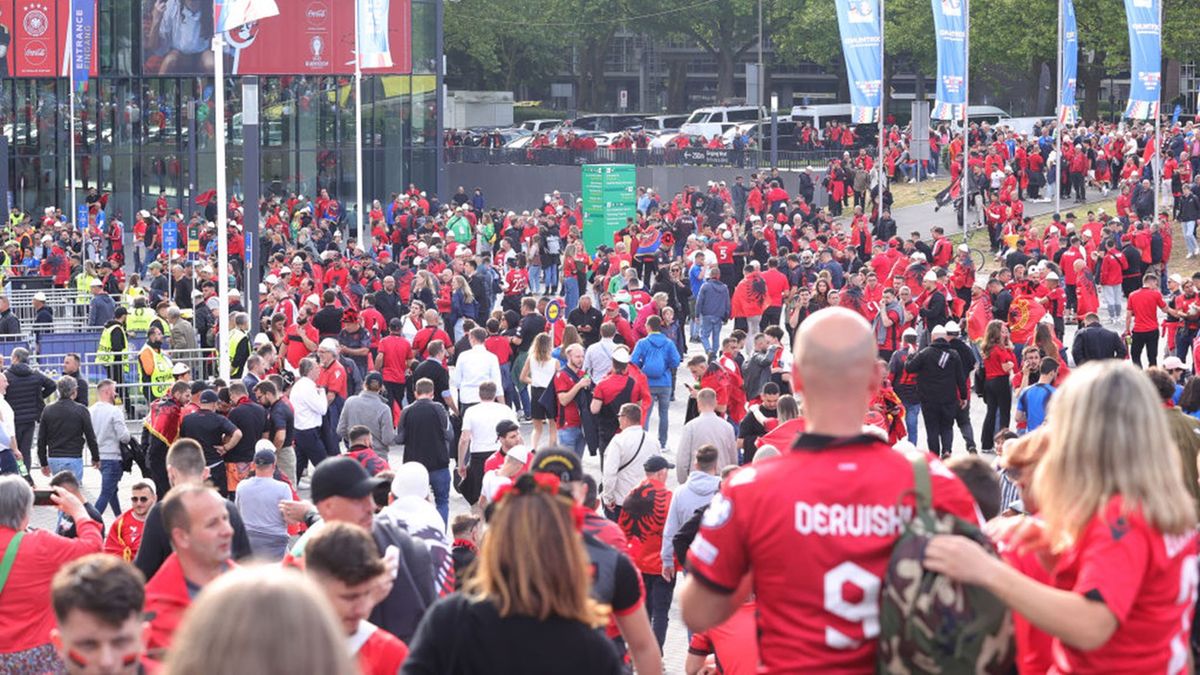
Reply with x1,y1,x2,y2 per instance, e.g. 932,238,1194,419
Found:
37,398,99,464
905,339,967,405
5,362,55,425
1071,323,1128,365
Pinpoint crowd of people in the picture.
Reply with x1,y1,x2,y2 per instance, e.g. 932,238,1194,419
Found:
3,114,1200,673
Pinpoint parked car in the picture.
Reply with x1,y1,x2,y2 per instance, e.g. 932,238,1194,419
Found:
678,106,764,138
520,119,562,133
639,114,690,133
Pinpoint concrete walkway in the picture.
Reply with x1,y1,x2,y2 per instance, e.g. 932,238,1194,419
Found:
887,184,1114,241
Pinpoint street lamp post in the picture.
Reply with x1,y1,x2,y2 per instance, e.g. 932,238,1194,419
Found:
770,93,779,169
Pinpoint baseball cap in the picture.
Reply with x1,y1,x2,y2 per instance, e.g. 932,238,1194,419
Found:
931,325,948,338
944,321,961,334
922,271,938,283
902,327,918,338
199,390,219,404
957,244,969,253
505,445,532,466
1164,356,1186,371
253,447,276,466
1045,272,1060,281
495,419,520,437
612,346,631,364
605,301,620,311
643,455,674,472
32,291,46,302
311,456,385,503
531,448,583,483
171,362,190,376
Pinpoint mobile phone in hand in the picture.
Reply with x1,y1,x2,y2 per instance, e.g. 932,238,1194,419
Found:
33,489,55,506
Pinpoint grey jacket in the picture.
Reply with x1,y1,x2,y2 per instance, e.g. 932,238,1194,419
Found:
661,471,721,569
336,390,396,450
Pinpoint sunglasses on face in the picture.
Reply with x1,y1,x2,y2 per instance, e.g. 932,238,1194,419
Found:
131,496,151,503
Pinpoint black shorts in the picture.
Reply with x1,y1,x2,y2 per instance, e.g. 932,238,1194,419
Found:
530,386,552,420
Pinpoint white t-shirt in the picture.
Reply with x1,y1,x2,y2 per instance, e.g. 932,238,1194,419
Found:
480,470,513,504
461,401,518,455
528,355,557,388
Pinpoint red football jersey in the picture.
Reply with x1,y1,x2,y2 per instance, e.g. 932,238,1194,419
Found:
687,436,980,673
1049,496,1198,674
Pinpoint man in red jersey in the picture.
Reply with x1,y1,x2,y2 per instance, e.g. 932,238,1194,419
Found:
1125,273,1178,368
680,307,980,673
305,522,408,675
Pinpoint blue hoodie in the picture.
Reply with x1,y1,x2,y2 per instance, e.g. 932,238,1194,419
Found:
631,332,681,389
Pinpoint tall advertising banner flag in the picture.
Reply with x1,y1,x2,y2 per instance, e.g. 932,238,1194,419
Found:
357,0,392,69
1059,0,1078,124
930,0,967,120
834,0,882,124
1123,0,1161,120
69,0,92,91
215,0,280,33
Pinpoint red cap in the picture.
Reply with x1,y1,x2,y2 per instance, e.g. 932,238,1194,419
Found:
341,308,359,324
606,301,619,311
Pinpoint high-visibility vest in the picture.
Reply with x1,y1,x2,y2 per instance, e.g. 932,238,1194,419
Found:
97,324,127,365
140,346,173,399
126,286,146,303
75,273,96,304
229,329,247,377
149,316,172,340
126,307,154,333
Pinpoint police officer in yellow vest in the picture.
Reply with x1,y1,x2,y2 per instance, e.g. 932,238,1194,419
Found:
138,325,174,405
229,312,251,379
148,300,173,341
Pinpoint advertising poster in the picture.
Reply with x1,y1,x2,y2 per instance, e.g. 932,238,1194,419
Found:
142,0,411,76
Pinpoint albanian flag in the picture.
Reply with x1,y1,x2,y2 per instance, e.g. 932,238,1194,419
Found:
967,294,992,344
1008,294,1047,346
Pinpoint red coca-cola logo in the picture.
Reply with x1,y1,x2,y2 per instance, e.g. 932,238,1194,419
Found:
305,2,328,25
23,39,47,65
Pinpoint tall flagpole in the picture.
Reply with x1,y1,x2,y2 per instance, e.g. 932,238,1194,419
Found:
214,31,231,382
354,0,365,252
1153,0,1162,219
960,0,970,237
69,44,77,242
877,0,885,218
1054,0,1062,216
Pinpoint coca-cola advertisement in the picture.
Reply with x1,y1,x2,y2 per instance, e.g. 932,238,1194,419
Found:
3,0,97,77
141,0,411,76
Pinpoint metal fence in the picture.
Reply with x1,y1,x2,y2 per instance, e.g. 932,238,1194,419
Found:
445,146,845,170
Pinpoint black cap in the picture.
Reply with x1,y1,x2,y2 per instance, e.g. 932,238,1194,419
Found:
531,448,583,483
311,457,384,503
495,419,520,437
253,448,277,466
199,390,219,404
643,455,675,472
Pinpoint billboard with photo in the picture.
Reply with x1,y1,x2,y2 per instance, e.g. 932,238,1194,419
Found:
141,0,411,76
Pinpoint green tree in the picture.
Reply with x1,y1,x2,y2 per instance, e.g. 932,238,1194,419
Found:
444,0,567,94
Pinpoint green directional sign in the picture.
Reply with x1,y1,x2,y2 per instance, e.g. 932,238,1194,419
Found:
581,164,637,255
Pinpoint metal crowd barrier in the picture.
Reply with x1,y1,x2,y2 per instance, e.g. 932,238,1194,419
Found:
445,146,845,169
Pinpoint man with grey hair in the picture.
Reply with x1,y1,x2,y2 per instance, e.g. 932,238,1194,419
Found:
37,377,99,483
5,347,55,474
0,475,101,671
292,356,329,480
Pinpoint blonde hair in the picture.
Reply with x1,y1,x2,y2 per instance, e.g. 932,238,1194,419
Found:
162,566,355,675
1034,361,1196,550
453,275,475,304
464,476,606,626
532,332,553,363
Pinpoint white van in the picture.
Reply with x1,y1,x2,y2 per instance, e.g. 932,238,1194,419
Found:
679,106,765,138
932,105,1012,129
790,104,855,139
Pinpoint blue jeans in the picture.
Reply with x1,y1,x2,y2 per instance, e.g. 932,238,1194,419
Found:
95,459,124,518
563,277,580,314
48,457,84,484
528,265,542,294
429,467,450,526
700,316,723,355
557,426,586,457
904,400,921,445
1185,221,1198,256
646,386,672,447
643,573,676,648
542,264,559,293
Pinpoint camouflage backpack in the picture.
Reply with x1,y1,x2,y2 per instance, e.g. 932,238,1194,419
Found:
877,453,1015,674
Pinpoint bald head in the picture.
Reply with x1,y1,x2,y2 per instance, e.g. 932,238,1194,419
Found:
792,308,881,435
